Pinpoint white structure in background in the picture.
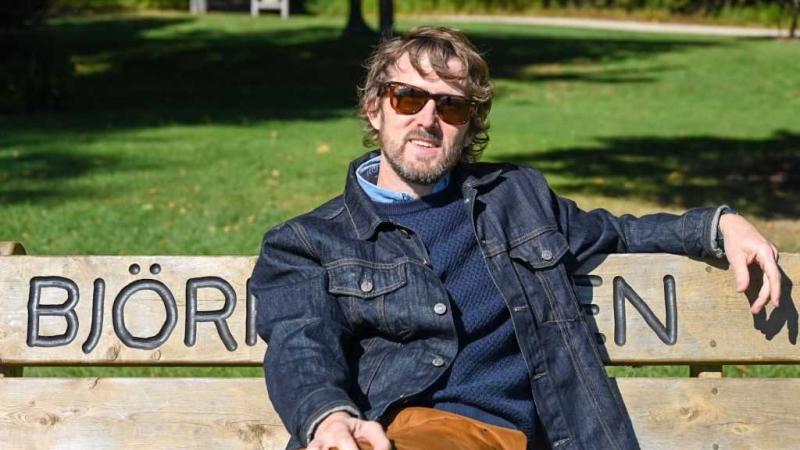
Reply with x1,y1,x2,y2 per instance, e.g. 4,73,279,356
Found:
188,0,290,18
189,0,206,13
251,0,290,18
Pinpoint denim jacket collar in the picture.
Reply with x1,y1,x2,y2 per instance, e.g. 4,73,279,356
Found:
344,151,505,240
344,151,390,240
456,163,505,190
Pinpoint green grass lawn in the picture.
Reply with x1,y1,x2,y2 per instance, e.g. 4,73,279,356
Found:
2,12,798,378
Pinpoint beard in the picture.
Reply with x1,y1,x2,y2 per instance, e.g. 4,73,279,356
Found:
379,127,464,186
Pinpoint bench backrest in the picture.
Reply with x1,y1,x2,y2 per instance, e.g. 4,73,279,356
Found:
1,243,798,448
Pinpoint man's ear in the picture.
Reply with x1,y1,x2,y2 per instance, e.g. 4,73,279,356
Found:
366,98,382,131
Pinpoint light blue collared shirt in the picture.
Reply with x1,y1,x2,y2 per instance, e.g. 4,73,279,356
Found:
355,155,451,204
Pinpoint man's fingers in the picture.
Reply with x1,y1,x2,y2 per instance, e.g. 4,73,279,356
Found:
334,433,363,450
729,251,750,293
761,249,782,307
309,412,378,450
750,272,771,315
311,434,359,450
354,421,391,450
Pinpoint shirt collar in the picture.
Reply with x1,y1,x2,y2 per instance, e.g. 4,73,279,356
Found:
355,155,451,204
344,151,503,241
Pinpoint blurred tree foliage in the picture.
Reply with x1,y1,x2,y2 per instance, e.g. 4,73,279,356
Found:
0,0,53,29
54,0,185,10
1,0,73,114
475,0,781,14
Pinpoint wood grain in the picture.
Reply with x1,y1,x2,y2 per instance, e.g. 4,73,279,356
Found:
0,378,288,449
0,254,797,365
618,378,800,450
576,253,800,364
0,377,797,449
0,256,264,365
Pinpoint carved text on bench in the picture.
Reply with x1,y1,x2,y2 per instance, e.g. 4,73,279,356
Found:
26,276,258,353
25,274,678,351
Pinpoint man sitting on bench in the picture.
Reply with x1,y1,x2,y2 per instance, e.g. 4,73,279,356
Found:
251,26,781,450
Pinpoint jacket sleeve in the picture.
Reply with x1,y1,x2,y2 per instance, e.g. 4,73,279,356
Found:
548,188,728,264
250,220,361,446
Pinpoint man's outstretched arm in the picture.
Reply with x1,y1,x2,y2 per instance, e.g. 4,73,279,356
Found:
546,183,780,316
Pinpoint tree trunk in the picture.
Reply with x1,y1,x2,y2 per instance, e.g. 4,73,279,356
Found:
791,0,799,39
342,0,375,37
379,0,394,38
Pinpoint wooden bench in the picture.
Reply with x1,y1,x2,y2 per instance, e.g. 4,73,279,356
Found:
187,0,289,18
251,0,289,18
1,241,798,449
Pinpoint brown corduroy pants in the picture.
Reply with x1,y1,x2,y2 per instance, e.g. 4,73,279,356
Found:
321,407,527,450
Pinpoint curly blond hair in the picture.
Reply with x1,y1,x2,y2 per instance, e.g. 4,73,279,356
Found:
358,26,493,163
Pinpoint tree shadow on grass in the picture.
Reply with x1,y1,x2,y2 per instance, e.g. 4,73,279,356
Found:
495,130,800,219
30,16,724,124
0,146,150,206
41,19,378,123
471,33,717,84
1,15,727,206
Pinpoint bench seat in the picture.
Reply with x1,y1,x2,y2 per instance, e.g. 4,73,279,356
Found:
1,244,797,448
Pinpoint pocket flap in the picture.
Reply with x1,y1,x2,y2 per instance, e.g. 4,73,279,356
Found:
509,229,569,268
327,261,407,298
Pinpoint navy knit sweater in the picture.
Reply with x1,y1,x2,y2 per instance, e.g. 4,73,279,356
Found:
372,181,539,442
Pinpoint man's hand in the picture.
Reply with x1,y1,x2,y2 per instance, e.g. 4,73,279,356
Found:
719,213,781,315
307,411,391,450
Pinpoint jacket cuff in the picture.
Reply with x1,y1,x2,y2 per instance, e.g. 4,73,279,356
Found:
680,206,721,258
305,404,362,445
293,388,361,446
708,204,732,258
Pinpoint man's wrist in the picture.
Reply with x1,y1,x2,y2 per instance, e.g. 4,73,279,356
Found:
713,206,737,256
306,405,361,444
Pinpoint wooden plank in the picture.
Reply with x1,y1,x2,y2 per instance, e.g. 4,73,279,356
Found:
690,365,723,378
618,378,800,449
0,254,797,365
0,378,289,449
0,378,797,449
0,256,265,365
0,367,22,378
575,253,800,364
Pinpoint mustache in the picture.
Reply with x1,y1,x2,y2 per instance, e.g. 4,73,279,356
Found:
404,130,442,146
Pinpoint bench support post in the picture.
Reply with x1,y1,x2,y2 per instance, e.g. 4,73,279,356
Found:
0,241,26,256
0,366,23,377
690,364,723,378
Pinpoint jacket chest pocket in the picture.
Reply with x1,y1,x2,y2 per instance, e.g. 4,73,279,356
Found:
326,260,408,335
509,228,581,324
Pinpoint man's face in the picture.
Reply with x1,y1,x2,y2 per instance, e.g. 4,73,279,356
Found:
368,53,471,189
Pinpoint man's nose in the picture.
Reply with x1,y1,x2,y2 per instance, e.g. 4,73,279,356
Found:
414,98,439,128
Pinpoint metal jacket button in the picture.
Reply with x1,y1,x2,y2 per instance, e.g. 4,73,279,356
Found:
433,303,447,315
432,357,445,367
541,249,553,261
360,279,373,293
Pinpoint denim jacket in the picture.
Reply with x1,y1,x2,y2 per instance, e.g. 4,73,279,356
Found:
251,151,726,450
